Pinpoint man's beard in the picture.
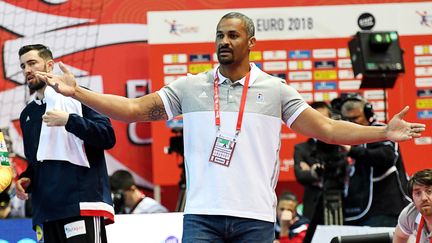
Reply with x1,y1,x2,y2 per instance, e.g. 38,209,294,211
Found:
217,53,234,65
420,205,432,216
28,80,46,91
27,65,48,91
217,46,234,65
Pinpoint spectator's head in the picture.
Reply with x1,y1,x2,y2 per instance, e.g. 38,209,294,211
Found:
110,170,138,212
407,169,432,216
340,93,374,126
310,101,332,118
277,192,299,222
0,191,11,219
330,97,343,120
18,44,54,91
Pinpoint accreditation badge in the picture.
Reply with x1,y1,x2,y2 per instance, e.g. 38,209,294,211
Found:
209,134,236,167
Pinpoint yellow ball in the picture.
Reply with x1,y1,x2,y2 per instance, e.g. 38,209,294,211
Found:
0,166,12,193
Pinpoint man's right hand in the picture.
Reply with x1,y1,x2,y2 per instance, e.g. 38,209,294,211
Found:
16,177,31,200
35,62,77,97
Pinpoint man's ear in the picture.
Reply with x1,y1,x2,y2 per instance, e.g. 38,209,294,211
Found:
130,185,138,191
46,60,55,72
248,36,256,49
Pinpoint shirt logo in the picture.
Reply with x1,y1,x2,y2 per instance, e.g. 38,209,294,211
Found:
256,93,265,103
26,116,30,122
199,91,208,98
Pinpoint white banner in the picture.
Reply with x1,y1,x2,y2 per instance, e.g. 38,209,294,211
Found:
148,2,432,44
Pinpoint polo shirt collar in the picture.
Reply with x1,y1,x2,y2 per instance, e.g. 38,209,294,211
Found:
213,63,260,87
34,98,45,105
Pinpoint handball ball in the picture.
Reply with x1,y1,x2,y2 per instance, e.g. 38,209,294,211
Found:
0,166,12,192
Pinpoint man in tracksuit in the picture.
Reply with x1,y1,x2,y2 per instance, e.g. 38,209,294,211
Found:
16,44,116,243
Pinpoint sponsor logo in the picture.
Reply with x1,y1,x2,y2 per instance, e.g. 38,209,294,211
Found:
337,48,350,58
263,50,287,60
414,45,432,55
363,90,385,100
314,60,336,69
416,77,432,87
416,10,432,28
357,13,375,30
417,89,432,97
165,19,198,36
289,82,313,92
313,70,337,80
263,61,287,71
415,56,432,66
415,136,432,145
189,54,211,62
338,80,361,90
64,220,86,239
288,71,312,81
163,54,187,64
188,63,212,74
165,236,180,243
249,51,262,61
338,59,352,69
312,49,336,59
288,60,312,70
314,81,337,90
164,65,187,74
288,50,311,59
338,69,354,79
314,92,338,101
418,110,432,119
415,67,432,76
416,98,432,109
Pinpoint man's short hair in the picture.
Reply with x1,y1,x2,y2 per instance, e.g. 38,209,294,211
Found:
218,12,255,38
407,168,432,199
18,44,53,60
110,170,135,191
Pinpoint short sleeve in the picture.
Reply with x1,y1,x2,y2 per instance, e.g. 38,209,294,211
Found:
397,203,417,236
157,76,188,119
280,81,309,127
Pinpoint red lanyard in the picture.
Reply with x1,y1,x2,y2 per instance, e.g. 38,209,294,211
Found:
213,68,251,135
416,217,432,243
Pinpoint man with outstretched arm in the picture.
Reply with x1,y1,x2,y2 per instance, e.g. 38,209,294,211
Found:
36,12,425,243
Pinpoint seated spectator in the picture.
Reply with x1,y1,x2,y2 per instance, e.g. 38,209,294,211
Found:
110,170,168,214
274,192,309,243
393,168,432,243
0,190,11,219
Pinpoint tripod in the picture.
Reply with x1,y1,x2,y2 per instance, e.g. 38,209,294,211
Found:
167,129,186,212
175,160,186,212
323,189,344,225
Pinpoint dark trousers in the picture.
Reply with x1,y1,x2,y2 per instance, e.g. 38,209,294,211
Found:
39,216,107,243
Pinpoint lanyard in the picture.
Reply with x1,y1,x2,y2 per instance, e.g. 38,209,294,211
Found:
213,68,251,135
416,217,432,243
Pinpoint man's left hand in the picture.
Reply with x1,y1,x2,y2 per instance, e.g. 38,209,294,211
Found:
386,106,426,142
42,110,69,126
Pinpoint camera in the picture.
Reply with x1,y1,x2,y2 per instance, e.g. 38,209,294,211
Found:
112,190,125,214
313,140,349,225
314,140,348,192
165,127,184,156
